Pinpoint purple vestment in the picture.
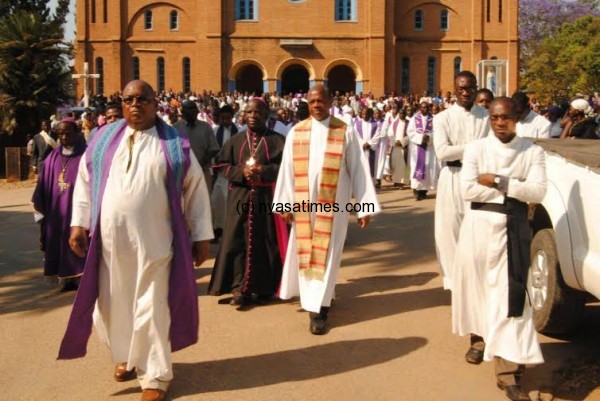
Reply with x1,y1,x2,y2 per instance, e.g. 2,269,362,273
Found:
32,142,87,278
58,118,199,359
413,113,433,180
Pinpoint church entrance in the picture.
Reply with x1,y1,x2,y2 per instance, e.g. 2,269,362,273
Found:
281,65,309,95
327,65,356,95
237,64,263,95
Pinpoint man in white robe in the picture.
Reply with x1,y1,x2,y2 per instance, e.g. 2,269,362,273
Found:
512,92,551,139
433,71,490,290
273,85,381,335
407,102,439,200
452,97,546,401
382,102,409,189
68,81,213,401
370,108,388,188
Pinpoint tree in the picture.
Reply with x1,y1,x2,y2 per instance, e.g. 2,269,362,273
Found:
522,16,600,101
519,0,600,68
0,11,71,144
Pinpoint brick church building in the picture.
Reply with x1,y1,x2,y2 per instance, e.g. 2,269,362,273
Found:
75,0,518,97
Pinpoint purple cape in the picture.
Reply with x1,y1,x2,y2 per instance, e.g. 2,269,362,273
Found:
32,142,87,278
413,113,433,181
58,119,199,359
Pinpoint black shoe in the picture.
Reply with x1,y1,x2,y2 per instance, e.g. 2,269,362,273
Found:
465,347,484,364
253,294,271,305
497,383,530,401
309,307,330,335
309,315,327,335
230,294,250,306
60,279,79,293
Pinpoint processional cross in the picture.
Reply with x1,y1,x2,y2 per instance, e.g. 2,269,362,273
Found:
72,62,101,108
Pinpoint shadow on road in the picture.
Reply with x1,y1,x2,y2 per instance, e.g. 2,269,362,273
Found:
0,210,77,315
525,306,600,400
112,337,427,397
331,286,450,329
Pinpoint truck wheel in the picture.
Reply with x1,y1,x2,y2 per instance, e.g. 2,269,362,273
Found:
528,228,584,336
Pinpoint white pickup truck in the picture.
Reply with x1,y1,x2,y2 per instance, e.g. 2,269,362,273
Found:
528,139,600,335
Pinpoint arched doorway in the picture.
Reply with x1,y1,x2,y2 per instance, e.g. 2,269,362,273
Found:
327,65,356,94
282,65,309,95
237,64,263,95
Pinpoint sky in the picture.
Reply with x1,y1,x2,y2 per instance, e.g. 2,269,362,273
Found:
48,0,76,42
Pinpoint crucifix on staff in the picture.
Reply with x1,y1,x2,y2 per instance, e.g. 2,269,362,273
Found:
72,62,101,108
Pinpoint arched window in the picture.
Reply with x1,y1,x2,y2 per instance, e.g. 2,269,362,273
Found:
335,0,357,21
95,57,104,95
453,56,462,77
170,10,178,30
157,57,165,93
91,0,96,23
144,9,153,30
133,57,140,80
414,10,424,31
401,57,410,94
440,10,449,31
182,58,191,93
427,56,437,94
499,0,503,22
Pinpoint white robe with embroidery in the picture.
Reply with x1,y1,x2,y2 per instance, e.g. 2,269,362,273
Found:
452,134,546,365
273,117,381,313
71,126,213,388
433,103,490,290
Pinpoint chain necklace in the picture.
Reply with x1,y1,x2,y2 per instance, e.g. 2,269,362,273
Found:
245,129,265,166
57,154,73,192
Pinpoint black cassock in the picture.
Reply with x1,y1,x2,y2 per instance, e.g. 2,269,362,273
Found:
208,129,287,297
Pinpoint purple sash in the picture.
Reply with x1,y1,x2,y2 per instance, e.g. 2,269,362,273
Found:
413,113,433,180
58,118,198,359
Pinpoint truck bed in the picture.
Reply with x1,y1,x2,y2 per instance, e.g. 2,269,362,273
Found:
534,139,600,172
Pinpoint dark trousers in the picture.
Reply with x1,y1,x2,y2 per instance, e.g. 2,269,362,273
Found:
470,334,523,386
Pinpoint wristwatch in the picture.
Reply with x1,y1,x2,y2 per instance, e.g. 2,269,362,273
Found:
493,175,501,188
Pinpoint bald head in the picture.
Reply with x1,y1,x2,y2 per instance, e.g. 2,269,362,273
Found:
489,97,518,143
307,85,332,121
122,80,158,130
123,80,155,98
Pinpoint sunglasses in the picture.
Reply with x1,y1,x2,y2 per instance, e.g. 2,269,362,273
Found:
122,95,152,105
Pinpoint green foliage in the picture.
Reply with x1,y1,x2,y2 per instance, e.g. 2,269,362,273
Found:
522,16,600,101
0,11,72,143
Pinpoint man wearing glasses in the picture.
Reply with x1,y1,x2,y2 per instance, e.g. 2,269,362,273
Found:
60,80,213,401
433,71,491,365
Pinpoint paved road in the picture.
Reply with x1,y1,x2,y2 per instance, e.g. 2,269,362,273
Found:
1,183,599,401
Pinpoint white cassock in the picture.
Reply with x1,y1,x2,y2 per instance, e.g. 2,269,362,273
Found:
354,118,378,172
71,126,213,390
273,116,381,313
433,103,490,290
211,125,234,232
407,113,440,191
383,115,409,184
452,134,546,365
369,121,388,180
516,110,552,139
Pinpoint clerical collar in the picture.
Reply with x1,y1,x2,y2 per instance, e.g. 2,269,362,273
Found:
311,116,331,127
62,146,74,156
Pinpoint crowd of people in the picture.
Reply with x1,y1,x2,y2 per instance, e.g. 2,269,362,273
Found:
27,75,599,401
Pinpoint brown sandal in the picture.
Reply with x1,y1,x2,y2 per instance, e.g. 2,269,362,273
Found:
114,362,136,382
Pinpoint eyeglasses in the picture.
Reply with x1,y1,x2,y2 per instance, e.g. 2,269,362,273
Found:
122,95,152,105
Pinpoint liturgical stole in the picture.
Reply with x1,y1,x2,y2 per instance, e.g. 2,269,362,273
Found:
292,117,346,280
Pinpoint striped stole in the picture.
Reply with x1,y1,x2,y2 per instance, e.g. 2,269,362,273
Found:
293,117,346,280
